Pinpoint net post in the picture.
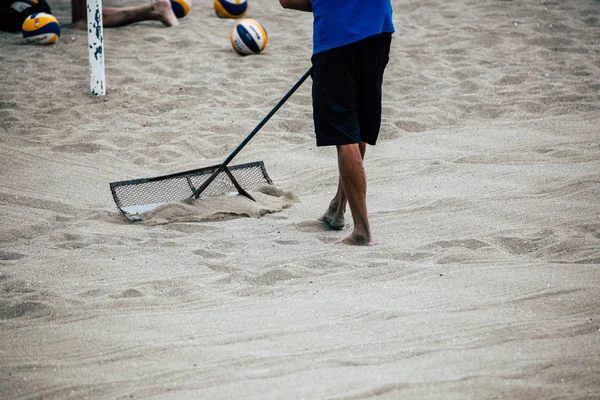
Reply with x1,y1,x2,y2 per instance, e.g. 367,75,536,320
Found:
87,0,105,96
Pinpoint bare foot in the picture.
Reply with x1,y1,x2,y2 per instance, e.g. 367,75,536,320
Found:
153,0,179,27
318,203,345,230
319,214,345,230
337,233,374,246
72,0,178,29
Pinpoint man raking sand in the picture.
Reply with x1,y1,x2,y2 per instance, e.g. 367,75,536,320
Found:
280,0,395,246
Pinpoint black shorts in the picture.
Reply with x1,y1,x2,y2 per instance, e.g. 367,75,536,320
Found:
311,32,392,147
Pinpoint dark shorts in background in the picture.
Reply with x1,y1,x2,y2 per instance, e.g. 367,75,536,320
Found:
311,32,392,147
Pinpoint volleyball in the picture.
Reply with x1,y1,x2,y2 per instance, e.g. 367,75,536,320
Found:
22,12,60,45
170,0,190,18
11,0,38,12
230,19,267,56
214,0,247,19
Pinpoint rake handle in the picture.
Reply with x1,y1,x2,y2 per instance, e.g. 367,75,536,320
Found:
192,66,313,199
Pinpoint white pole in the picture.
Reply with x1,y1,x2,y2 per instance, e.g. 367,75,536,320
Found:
87,0,106,96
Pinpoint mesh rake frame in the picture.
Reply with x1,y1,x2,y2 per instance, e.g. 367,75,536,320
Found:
110,161,273,222
110,68,313,222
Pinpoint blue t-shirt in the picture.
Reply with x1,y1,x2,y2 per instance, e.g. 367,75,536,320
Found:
312,0,395,54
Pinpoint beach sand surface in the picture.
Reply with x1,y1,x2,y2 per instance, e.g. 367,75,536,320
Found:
1,0,599,398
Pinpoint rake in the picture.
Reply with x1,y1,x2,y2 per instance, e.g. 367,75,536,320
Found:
110,67,312,222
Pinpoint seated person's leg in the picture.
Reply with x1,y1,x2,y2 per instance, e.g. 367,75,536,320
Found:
72,0,178,30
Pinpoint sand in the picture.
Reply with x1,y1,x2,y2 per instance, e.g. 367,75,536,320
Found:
1,0,599,398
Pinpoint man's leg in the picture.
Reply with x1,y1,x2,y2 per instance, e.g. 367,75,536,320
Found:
336,142,373,246
73,0,178,30
320,141,366,230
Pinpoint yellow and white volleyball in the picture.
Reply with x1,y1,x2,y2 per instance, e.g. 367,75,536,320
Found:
11,0,38,12
214,0,247,19
22,12,60,45
170,0,190,18
230,19,267,56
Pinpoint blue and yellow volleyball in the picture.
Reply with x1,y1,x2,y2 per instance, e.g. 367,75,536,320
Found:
11,0,38,12
170,0,190,18
214,0,247,19
230,19,267,56
22,12,60,45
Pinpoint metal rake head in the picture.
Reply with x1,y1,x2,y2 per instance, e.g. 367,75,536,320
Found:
110,161,273,222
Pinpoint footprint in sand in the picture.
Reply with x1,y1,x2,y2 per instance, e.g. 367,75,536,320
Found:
0,251,25,261
111,289,145,299
0,299,51,320
273,239,300,245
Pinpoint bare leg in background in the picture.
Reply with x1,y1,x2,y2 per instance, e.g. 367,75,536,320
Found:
72,0,178,30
